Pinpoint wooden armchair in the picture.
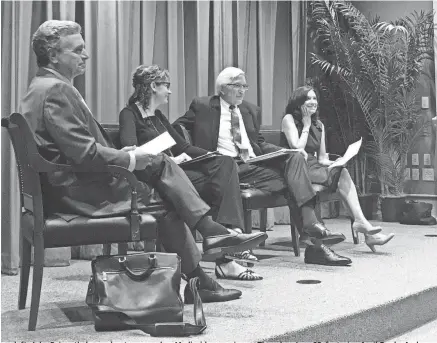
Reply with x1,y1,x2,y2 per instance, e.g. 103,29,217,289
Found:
2,113,162,331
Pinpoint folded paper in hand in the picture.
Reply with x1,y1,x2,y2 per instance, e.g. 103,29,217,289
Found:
329,137,362,169
136,131,176,155
246,149,301,164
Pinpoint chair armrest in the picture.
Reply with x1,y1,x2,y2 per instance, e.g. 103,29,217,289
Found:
29,156,142,239
28,155,139,188
173,123,193,145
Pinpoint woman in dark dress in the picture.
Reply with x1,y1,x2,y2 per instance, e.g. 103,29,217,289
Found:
281,86,394,252
119,64,262,280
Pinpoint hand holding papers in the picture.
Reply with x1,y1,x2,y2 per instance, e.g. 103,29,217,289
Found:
135,131,176,155
328,137,362,170
171,153,192,165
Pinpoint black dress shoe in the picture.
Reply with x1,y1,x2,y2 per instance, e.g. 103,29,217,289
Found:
303,222,346,245
184,278,242,304
304,244,352,266
202,232,267,262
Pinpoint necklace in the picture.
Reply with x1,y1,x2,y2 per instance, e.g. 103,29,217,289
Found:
139,104,174,157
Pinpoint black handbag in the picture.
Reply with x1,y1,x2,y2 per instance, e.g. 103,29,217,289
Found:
399,200,437,225
85,252,206,336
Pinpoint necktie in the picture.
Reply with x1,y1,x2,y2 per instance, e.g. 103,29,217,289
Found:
229,105,249,161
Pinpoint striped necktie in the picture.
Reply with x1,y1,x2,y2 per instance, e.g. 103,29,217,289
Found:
229,105,249,161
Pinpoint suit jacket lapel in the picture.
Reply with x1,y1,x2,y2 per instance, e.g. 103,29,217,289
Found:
238,103,262,156
210,96,221,149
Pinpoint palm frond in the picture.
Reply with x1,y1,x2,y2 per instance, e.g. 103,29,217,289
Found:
307,0,435,195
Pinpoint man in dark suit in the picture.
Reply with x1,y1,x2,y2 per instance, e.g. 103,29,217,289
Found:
20,20,267,303
174,67,352,266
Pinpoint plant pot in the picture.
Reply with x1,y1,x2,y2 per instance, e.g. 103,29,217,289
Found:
358,194,377,220
380,195,406,222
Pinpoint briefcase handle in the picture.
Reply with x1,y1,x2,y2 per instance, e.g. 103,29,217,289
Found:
96,277,207,336
118,255,157,281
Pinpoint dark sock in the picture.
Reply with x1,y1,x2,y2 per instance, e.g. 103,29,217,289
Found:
194,215,230,237
186,264,218,290
301,197,318,228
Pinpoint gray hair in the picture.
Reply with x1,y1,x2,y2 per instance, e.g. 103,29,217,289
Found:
215,67,245,94
32,20,82,67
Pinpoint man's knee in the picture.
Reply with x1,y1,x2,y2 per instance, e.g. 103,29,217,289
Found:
216,155,238,171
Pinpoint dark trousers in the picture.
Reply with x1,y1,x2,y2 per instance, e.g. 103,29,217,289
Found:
238,152,316,229
182,155,245,229
136,154,209,274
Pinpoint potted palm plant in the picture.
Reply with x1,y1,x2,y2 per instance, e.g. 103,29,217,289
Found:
308,0,434,222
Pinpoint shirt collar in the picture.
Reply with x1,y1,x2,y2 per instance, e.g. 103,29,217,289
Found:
42,67,72,84
220,97,235,112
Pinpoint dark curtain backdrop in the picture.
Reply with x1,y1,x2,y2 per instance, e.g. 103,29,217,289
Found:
1,0,308,274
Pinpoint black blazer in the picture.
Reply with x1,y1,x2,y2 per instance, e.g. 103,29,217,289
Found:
173,95,282,156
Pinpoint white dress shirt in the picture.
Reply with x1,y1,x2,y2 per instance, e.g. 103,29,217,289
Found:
218,98,256,158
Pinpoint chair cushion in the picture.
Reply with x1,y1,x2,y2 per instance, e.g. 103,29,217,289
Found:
241,188,289,209
22,207,167,248
241,184,333,210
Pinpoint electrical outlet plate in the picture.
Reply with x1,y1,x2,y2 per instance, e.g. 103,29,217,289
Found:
412,153,419,166
421,96,429,109
423,154,431,166
422,168,435,181
412,168,420,180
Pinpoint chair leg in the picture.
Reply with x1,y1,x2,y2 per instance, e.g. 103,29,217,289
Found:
28,239,44,331
118,243,128,255
18,237,32,310
155,238,162,252
144,239,156,252
350,217,360,244
243,209,253,234
288,206,301,257
102,244,111,255
259,208,268,247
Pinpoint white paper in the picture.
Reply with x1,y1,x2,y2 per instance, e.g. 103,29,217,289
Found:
135,131,176,155
246,148,302,164
329,137,362,169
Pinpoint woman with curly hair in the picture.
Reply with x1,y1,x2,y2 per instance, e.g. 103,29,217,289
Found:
281,86,394,252
119,64,264,281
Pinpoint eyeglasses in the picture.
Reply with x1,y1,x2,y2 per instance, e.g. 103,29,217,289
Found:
227,83,249,91
156,82,171,89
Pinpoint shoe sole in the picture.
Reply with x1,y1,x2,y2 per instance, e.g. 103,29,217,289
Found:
304,259,352,266
308,235,346,246
202,233,267,262
223,255,260,264
185,291,242,304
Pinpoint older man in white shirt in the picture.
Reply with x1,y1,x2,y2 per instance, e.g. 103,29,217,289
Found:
174,67,352,267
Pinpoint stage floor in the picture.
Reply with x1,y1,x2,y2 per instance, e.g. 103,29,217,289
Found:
2,217,437,341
